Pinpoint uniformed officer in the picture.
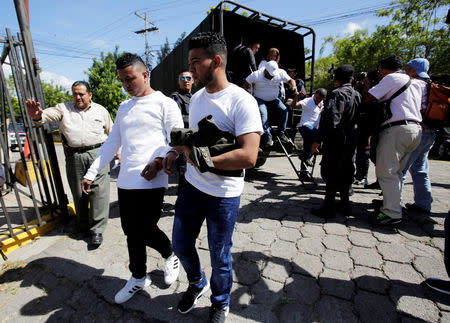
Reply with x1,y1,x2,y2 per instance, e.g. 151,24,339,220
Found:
26,81,113,247
311,64,361,219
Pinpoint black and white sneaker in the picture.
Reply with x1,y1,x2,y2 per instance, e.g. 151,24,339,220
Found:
164,253,180,285
114,274,151,304
208,305,229,323
425,278,450,295
178,280,210,314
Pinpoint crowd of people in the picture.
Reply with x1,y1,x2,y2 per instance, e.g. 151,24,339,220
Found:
24,31,448,323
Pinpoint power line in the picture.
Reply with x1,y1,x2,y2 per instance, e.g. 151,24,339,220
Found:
296,3,398,26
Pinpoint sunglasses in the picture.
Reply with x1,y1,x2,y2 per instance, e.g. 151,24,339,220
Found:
179,76,192,82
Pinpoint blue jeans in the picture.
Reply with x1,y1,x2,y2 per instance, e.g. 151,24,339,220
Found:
172,182,240,307
401,127,436,211
256,97,288,138
298,125,318,171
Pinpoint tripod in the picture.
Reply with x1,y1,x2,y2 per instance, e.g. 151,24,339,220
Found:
274,134,317,189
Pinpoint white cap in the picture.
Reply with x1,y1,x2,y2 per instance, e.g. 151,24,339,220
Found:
265,60,278,76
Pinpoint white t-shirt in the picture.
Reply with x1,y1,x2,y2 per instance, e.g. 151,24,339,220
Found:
297,96,323,128
185,84,263,198
368,72,425,125
246,68,290,101
84,91,183,189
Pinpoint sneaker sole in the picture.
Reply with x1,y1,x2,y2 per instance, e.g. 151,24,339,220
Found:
178,281,210,314
426,280,450,295
371,217,402,226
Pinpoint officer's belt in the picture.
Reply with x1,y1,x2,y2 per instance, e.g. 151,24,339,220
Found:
69,143,102,153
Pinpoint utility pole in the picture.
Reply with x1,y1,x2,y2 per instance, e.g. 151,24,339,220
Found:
134,12,158,74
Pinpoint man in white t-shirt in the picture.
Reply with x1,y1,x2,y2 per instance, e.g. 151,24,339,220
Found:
81,53,183,304
163,32,262,322
244,60,297,147
364,55,424,226
292,88,327,177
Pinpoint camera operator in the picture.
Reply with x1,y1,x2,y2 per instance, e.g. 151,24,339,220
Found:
354,69,379,186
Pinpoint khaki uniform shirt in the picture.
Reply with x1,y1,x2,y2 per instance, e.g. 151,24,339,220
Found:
35,101,113,148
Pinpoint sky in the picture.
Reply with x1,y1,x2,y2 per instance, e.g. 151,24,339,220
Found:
0,0,396,90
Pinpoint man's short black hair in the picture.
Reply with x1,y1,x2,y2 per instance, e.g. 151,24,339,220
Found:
379,55,403,71
116,52,146,70
287,67,297,74
72,81,91,93
315,88,327,97
334,64,354,83
188,32,227,62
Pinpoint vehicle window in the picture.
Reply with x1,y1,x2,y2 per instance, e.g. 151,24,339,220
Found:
8,123,25,132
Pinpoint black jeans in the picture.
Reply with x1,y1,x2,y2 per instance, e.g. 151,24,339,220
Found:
321,143,356,208
355,137,370,181
118,188,173,279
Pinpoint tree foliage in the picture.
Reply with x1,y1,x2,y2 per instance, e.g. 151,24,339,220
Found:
4,75,71,119
86,46,127,119
317,0,450,85
157,32,187,64
174,32,186,48
307,56,335,90
157,38,171,64
41,82,72,108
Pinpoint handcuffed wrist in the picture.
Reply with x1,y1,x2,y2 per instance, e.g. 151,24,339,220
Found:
166,148,179,158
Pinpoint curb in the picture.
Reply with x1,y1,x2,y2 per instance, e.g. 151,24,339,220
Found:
1,203,76,256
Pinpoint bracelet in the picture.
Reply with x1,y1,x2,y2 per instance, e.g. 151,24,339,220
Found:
167,149,179,158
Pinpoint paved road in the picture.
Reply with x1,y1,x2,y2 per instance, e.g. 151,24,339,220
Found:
0,153,449,322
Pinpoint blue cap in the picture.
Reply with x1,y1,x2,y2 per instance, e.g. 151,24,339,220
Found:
407,58,430,79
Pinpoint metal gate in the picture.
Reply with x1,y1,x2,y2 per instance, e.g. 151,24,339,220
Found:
0,0,69,260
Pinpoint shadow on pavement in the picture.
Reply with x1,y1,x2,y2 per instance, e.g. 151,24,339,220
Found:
231,250,450,322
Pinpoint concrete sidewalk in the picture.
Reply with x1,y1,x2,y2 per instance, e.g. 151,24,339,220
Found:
0,154,449,322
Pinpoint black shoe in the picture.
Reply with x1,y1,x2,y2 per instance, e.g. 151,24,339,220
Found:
266,137,274,147
178,280,210,314
405,203,431,214
425,278,450,295
90,233,103,246
365,181,380,189
336,202,350,216
299,171,313,182
208,305,229,323
311,206,336,219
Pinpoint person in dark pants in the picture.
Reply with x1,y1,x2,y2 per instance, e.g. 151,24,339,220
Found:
425,212,450,294
163,32,262,323
171,71,194,191
82,53,184,304
26,81,113,247
291,88,327,180
311,64,361,219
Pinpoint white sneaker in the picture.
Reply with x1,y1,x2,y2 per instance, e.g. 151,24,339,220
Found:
114,274,151,304
164,253,180,285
